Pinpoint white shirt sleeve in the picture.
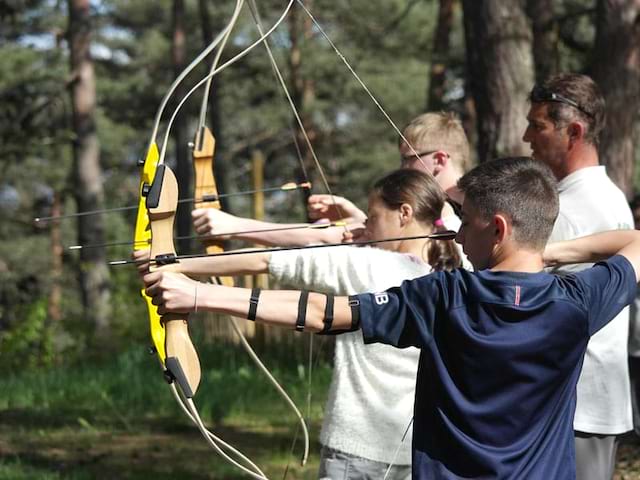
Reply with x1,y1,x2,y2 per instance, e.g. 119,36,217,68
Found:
269,245,429,295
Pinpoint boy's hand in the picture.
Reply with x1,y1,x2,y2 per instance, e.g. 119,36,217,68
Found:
192,208,239,239
308,194,367,224
144,271,200,315
132,248,151,277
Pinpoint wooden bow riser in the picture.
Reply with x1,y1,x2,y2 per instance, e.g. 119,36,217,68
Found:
192,126,234,287
146,164,202,397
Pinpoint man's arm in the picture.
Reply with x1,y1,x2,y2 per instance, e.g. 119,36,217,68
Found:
544,229,640,282
192,208,348,246
143,268,440,349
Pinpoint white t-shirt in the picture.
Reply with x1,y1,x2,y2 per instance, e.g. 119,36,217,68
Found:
548,166,633,434
269,245,430,465
629,294,640,358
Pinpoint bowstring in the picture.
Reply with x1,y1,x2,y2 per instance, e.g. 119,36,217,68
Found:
158,0,296,166
288,1,431,468
245,2,320,475
194,0,312,471
295,0,433,174
142,2,273,477
148,0,244,155
147,1,432,471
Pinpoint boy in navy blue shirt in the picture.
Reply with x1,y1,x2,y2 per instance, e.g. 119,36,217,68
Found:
144,157,640,479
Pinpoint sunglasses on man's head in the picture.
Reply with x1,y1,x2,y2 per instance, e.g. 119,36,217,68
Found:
530,86,594,119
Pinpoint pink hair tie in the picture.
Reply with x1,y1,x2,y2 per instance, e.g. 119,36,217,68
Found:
434,218,445,227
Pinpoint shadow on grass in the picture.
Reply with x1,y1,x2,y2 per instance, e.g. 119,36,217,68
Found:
0,407,96,429
0,407,320,480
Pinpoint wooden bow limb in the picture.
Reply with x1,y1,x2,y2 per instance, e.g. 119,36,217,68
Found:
192,125,310,466
134,142,167,366
192,126,235,286
146,164,201,397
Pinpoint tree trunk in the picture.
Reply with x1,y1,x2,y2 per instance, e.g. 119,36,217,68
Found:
462,0,534,163
197,0,232,213
427,0,456,111
591,0,640,198
527,0,559,82
289,1,317,216
172,0,191,254
67,0,111,340
48,191,63,325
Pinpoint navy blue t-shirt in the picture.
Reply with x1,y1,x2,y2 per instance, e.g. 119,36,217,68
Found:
357,255,636,479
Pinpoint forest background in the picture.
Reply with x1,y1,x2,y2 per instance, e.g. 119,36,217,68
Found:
1,0,640,478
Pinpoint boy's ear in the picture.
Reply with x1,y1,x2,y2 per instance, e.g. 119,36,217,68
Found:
493,213,511,243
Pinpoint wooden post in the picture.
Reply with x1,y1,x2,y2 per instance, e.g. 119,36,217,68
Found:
251,149,268,290
48,192,63,325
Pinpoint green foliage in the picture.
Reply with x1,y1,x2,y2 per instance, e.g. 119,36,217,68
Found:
0,297,52,370
0,341,330,422
0,459,91,480
1,0,637,369
0,0,445,366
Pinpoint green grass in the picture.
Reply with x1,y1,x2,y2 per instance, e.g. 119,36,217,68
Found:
0,343,332,479
3,341,640,478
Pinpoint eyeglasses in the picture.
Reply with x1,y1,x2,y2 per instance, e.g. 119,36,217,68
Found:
530,86,594,119
400,150,436,165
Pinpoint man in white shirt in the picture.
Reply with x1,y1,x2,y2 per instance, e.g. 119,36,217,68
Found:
628,196,640,437
523,73,633,480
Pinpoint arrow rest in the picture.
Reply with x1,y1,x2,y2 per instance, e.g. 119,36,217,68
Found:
154,253,178,265
141,182,152,197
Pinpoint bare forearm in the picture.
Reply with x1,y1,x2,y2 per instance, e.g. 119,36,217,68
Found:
229,218,304,245
544,230,640,266
233,219,345,246
198,284,355,332
172,250,270,276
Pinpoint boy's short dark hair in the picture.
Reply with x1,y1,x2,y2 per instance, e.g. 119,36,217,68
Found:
458,157,559,250
528,73,606,146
